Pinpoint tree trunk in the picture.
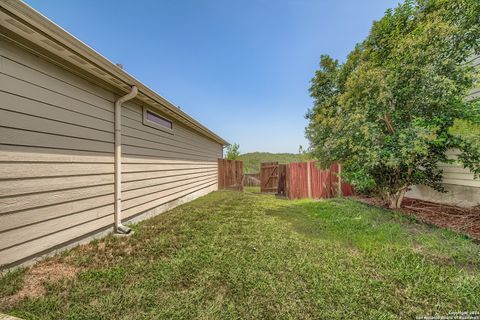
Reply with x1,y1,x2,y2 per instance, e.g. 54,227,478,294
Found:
386,187,407,209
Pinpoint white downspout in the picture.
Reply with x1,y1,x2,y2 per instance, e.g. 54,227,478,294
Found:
114,85,138,234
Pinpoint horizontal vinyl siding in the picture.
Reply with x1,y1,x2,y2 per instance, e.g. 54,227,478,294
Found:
119,101,221,221
467,55,480,101
0,37,116,267
0,38,222,268
439,150,480,188
468,54,480,69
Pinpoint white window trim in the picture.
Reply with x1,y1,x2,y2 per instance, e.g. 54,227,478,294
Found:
142,106,174,133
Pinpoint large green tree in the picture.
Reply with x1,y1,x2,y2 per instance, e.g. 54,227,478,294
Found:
306,0,480,208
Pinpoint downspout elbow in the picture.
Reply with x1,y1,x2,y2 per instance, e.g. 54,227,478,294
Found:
114,85,138,235
115,86,138,109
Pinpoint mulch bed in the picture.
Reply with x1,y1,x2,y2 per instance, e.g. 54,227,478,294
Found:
354,196,480,242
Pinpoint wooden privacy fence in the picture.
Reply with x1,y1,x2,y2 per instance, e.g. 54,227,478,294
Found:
260,162,279,193
279,161,354,199
218,159,243,191
218,159,353,198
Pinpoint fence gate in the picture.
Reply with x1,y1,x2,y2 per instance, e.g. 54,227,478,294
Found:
218,159,244,191
260,162,279,193
276,164,287,197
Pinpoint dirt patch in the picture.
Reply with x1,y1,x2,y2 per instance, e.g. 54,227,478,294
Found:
354,196,480,241
1,261,78,306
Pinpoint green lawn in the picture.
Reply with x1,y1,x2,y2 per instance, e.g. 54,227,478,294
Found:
243,186,260,193
1,190,479,319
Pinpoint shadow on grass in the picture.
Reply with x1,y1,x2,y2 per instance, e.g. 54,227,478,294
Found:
265,198,480,271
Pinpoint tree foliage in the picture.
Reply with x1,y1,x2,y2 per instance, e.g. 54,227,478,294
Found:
225,143,241,160
306,0,480,208
238,152,305,173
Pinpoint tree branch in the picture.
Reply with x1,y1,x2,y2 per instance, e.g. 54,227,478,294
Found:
382,114,395,134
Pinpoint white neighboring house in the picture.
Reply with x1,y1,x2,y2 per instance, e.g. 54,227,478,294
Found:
407,55,480,207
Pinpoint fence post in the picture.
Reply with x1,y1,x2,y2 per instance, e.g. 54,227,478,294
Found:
337,163,342,197
286,163,291,199
277,164,287,197
307,161,312,199
218,159,223,189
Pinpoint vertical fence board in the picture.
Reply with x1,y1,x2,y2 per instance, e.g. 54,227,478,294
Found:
286,162,307,199
284,161,353,199
218,159,243,191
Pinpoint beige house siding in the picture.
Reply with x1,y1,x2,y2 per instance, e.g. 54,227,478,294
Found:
0,37,222,268
120,102,220,220
407,149,480,207
467,55,480,101
407,54,480,207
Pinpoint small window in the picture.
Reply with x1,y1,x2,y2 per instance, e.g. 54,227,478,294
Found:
143,107,173,132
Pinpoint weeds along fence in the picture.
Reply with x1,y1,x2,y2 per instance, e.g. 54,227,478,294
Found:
218,159,244,191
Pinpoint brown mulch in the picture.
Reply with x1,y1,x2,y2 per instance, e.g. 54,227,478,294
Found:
354,196,480,241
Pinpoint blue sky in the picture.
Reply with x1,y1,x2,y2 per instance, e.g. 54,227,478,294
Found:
25,0,399,153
